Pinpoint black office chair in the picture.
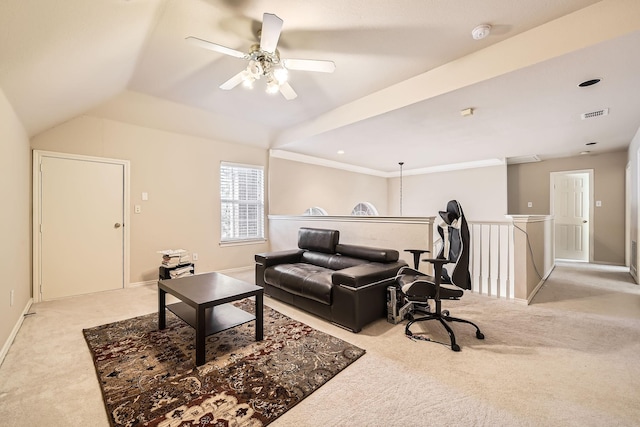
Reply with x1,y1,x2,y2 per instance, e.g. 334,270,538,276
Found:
395,200,484,351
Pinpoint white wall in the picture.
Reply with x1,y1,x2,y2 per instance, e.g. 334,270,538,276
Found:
388,165,508,221
0,87,32,362
31,116,269,283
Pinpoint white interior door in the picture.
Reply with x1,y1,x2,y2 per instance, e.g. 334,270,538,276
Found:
552,171,591,261
37,154,127,300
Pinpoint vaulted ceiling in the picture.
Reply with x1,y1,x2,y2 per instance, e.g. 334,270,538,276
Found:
1,0,639,174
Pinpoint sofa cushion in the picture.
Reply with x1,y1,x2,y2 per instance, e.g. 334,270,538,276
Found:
336,244,399,263
332,261,407,288
301,251,367,270
264,263,333,305
297,228,339,254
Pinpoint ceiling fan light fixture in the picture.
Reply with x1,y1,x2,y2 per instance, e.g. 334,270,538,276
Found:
265,78,280,94
273,66,289,84
247,60,262,78
187,12,336,100
240,69,256,89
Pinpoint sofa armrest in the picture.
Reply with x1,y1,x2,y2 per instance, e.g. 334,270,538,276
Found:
255,249,304,268
332,261,407,289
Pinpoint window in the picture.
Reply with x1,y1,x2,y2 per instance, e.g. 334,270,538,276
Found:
220,162,264,242
351,202,379,216
303,207,328,216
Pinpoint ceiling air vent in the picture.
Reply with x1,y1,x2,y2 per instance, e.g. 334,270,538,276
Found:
581,108,609,120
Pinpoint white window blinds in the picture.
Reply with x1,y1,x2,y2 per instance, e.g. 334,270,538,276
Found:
220,162,264,242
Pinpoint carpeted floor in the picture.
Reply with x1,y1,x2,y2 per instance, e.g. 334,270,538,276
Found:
82,300,364,426
1,261,639,426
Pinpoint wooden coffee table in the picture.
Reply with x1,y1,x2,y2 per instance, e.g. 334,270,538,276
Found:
158,272,263,366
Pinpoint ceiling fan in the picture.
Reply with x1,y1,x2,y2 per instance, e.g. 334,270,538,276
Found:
186,13,336,100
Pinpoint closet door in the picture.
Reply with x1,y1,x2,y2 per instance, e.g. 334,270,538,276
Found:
38,154,125,300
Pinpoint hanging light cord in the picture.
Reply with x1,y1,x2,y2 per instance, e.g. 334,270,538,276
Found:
399,162,404,216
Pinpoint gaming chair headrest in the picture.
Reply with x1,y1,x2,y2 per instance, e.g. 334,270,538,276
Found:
439,200,463,225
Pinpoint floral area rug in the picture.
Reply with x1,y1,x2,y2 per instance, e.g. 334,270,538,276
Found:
83,299,365,426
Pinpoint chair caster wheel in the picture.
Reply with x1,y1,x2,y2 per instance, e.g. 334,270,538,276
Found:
451,344,461,352
476,331,485,339
442,310,450,317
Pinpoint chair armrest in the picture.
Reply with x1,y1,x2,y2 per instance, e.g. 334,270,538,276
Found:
404,249,430,269
332,261,407,289
255,249,304,267
422,258,451,264
420,258,451,289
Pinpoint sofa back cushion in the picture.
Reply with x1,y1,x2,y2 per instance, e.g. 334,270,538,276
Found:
336,244,399,263
298,228,339,253
301,251,367,270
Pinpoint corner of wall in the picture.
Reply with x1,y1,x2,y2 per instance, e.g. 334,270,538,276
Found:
0,298,33,368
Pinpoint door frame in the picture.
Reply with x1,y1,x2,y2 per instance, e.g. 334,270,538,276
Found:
32,150,130,302
626,163,631,269
549,169,594,262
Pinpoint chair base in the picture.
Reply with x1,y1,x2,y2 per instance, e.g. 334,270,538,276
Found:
405,310,484,351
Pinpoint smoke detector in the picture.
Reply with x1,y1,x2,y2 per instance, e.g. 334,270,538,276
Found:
472,24,492,40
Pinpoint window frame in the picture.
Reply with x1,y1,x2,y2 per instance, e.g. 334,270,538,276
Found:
351,202,380,216
219,162,265,244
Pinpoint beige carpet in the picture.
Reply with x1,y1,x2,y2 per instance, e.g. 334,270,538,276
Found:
1,261,639,426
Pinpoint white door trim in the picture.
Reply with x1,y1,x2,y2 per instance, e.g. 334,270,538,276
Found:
549,169,594,262
626,163,631,268
32,150,130,302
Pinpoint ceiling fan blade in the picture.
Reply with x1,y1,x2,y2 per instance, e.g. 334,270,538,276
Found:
279,82,298,100
219,71,245,90
186,36,246,59
282,58,336,73
260,13,283,53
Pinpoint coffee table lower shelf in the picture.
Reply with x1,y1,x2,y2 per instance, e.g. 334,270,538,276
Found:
166,302,255,336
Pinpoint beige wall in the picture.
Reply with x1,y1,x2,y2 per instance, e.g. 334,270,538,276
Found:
388,165,508,222
31,116,269,283
0,88,32,357
507,150,627,265
268,156,388,216
268,216,435,273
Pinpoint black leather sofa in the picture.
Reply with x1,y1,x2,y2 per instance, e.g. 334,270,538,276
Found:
255,227,407,332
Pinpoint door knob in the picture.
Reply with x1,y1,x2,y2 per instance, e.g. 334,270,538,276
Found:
114,223,122,228
582,220,587,223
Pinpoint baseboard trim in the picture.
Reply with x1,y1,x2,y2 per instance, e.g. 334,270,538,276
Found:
127,280,156,288
217,266,254,274
526,263,556,305
0,298,33,368
127,266,253,288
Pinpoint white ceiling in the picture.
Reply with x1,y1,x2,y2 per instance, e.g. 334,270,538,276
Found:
1,0,639,174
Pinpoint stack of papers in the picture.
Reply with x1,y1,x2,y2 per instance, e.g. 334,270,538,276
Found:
158,249,192,268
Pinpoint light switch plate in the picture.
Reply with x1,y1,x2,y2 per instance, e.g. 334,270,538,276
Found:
596,200,602,207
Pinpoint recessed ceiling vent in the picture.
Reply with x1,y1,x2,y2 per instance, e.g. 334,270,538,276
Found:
581,108,609,120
